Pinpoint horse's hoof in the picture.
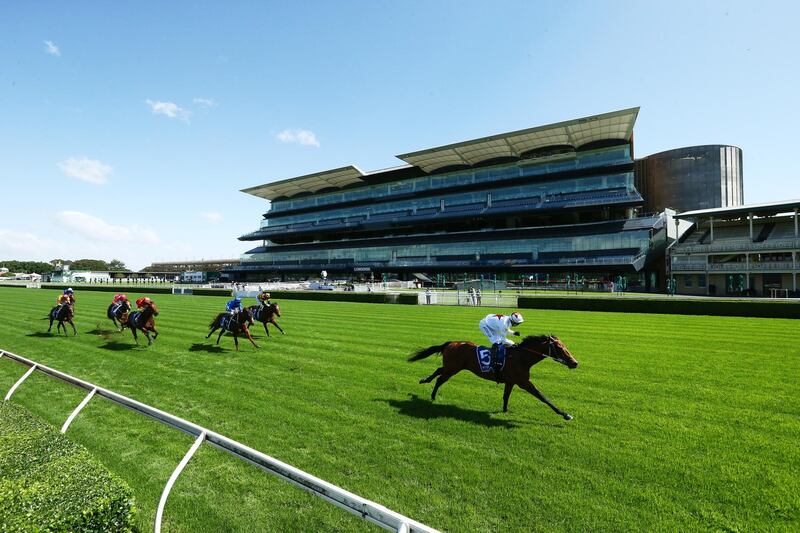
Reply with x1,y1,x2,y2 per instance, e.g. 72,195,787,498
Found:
419,379,425,384
563,414,573,421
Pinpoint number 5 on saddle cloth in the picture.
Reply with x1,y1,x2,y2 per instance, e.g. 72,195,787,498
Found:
476,344,507,374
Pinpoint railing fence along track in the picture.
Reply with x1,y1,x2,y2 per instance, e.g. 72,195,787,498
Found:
0,349,438,533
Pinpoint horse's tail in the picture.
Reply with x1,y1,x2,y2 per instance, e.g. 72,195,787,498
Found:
209,313,222,328
408,342,452,362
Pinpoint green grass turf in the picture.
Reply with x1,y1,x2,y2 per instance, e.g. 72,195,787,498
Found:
0,287,797,532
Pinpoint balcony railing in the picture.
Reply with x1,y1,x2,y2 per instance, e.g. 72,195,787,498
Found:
670,262,707,271
672,261,797,272
678,239,800,254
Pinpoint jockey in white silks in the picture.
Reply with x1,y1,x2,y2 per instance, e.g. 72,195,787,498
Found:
479,312,524,376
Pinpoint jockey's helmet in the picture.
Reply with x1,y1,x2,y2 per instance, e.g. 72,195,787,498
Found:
510,312,524,325
135,298,144,308
64,288,74,294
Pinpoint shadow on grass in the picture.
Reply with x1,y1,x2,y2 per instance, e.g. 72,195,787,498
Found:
87,328,119,336
26,332,56,338
99,341,137,351
381,394,519,429
189,343,225,354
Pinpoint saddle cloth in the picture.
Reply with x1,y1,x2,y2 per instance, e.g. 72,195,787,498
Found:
129,311,143,328
476,345,506,374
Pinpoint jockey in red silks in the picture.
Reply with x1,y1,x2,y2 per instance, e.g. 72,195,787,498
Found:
479,312,524,376
135,297,153,309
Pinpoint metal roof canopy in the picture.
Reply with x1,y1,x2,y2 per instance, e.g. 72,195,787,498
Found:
675,199,800,220
242,165,367,201
397,107,639,173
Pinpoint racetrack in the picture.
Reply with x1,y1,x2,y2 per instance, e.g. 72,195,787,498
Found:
0,287,797,532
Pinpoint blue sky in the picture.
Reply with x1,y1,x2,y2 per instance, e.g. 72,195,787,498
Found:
1,1,799,270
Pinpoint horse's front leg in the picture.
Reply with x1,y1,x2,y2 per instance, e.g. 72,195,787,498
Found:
131,327,139,345
244,327,259,349
69,319,77,336
521,380,572,420
502,382,514,412
144,329,153,346
233,334,239,351
263,322,270,338
271,320,285,334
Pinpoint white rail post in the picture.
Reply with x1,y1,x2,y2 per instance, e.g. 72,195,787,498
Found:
4,364,37,401
61,387,96,433
155,431,206,533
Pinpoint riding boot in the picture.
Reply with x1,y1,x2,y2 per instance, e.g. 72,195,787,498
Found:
491,344,503,382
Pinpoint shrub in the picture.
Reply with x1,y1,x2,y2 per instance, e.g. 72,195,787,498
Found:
265,290,418,304
44,284,172,295
0,402,138,531
191,288,232,297
0,283,27,289
517,296,800,319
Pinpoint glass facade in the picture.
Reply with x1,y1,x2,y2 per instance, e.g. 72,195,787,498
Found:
634,145,743,213
269,145,632,214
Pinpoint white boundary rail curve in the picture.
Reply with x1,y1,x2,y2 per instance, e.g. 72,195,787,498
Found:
0,348,439,533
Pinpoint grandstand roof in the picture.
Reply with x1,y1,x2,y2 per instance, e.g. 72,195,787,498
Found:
675,199,800,219
397,107,639,173
242,107,639,201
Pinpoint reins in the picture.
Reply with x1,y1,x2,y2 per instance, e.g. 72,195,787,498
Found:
515,338,569,365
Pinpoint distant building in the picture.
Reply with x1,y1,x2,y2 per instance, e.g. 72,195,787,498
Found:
229,107,743,292
144,259,239,273
670,200,800,296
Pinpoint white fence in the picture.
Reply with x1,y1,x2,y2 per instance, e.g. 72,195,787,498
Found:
0,349,438,533
418,291,519,308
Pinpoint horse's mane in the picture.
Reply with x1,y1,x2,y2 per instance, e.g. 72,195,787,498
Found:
521,334,552,344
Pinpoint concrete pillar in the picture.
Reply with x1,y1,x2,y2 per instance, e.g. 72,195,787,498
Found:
709,217,714,243
749,213,754,241
706,254,710,295
794,209,798,238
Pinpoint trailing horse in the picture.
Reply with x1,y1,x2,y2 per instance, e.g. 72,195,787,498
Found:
246,303,284,337
107,301,131,332
127,302,160,346
409,335,578,420
47,304,76,336
207,311,259,351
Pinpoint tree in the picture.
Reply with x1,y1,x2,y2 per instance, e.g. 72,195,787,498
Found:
71,259,110,271
0,261,54,274
108,259,127,271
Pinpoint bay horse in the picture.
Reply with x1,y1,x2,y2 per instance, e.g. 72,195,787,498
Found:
127,302,160,346
107,301,132,331
47,304,76,336
207,311,259,351
246,303,284,337
409,335,578,420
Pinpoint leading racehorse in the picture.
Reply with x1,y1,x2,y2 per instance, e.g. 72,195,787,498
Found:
246,303,284,337
47,304,76,336
127,302,160,346
207,310,259,351
409,335,578,420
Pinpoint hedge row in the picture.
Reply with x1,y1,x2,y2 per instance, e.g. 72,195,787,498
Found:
265,290,418,305
44,284,172,294
0,402,137,531
0,283,27,289
191,288,232,297
517,296,800,319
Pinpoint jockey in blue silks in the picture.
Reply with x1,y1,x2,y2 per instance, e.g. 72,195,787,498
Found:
223,297,244,330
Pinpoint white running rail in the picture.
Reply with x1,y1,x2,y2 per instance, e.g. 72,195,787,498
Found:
0,348,439,533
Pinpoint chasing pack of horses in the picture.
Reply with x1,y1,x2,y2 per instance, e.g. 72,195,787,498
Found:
48,296,284,350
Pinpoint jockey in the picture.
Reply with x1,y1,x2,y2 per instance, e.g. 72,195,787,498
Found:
479,312,524,376
111,294,130,314
56,293,72,307
257,291,271,308
135,297,153,309
63,287,75,305
226,297,243,315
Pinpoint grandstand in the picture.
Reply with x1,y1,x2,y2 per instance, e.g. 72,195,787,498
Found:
230,108,739,292
670,200,800,296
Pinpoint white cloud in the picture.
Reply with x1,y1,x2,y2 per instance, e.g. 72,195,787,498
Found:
200,211,223,222
276,129,320,147
145,99,191,122
55,211,159,244
193,97,217,108
44,40,60,56
0,229,63,256
58,157,113,185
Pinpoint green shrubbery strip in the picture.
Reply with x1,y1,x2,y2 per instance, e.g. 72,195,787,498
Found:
265,290,417,304
0,283,27,289
191,288,232,297
517,296,800,318
0,402,137,531
44,284,172,295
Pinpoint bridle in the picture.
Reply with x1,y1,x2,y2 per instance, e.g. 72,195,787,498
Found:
517,337,571,366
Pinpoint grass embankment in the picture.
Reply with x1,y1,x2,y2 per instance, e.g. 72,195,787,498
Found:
0,287,797,532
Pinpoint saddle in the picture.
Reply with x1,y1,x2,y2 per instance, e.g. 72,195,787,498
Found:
476,345,506,374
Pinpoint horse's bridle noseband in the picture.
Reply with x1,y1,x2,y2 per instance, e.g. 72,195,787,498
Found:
520,337,571,366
